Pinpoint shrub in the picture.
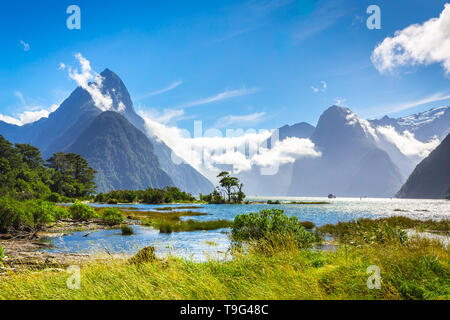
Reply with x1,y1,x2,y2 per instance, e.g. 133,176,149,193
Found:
299,221,315,229
103,208,124,226
0,198,70,231
232,209,318,249
52,206,70,220
121,225,134,235
159,222,173,234
69,202,96,221
60,196,75,204
0,197,31,231
129,246,156,264
46,192,61,203
26,200,70,225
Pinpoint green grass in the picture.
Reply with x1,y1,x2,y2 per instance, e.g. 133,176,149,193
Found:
148,219,232,233
153,206,205,211
1,213,448,300
121,225,134,236
0,235,447,300
317,216,450,241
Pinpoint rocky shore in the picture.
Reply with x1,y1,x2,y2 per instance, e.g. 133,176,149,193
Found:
0,219,128,273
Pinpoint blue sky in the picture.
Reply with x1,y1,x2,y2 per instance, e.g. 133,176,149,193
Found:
1,0,450,132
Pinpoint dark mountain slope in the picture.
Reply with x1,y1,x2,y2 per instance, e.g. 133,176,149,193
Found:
397,133,450,199
66,111,174,193
97,69,214,195
0,69,214,194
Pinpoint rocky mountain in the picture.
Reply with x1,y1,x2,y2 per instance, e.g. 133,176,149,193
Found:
0,69,214,195
88,70,214,194
397,133,450,199
66,111,174,193
288,106,403,197
266,122,315,148
370,106,450,142
241,105,448,197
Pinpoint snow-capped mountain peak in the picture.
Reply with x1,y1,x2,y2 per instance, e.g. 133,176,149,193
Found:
398,106,449,128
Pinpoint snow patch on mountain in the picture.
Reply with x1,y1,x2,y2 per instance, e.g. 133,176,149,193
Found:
398,106,449,128
345,110,379,141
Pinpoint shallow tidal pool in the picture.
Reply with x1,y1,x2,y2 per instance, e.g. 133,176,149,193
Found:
46,197,450,261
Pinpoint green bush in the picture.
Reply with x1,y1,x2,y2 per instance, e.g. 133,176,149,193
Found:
159,222,173,234
69,202,96,221
0,197,70,231
60,196,76,204
121,225,134,235
299,221,315,229
129,246,156,264
0,197,31,231
103,208,124,226
107,199,118,204
46,193,61,203
25,200,69,225
232,209,318,249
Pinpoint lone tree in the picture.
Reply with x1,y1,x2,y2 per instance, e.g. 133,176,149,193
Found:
217,171,239,202
215,171,246,203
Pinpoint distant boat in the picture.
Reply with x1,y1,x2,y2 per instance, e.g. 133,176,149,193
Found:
328,194,336,199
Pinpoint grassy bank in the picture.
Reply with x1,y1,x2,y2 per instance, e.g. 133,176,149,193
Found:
151,219,232,233
131,210,231,233
0,235,448,300
318,216,449,240
1,209,448,300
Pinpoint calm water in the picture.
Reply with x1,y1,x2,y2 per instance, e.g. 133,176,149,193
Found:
48,197,450,261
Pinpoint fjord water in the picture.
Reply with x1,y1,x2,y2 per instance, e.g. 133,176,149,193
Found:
48,197,450,261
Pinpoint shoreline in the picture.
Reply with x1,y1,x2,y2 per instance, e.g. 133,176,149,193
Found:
0,218,131,272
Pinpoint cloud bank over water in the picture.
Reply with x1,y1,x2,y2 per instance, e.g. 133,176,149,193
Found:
139,109,321,180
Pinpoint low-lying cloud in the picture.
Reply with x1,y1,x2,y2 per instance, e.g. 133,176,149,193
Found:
345,109,440,159
376,126,440,158
138,109,321,180
0,91,59,126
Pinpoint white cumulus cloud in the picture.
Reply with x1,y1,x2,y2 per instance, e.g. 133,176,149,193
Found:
0,104,59,126
66,53,113,111
372,4,450,74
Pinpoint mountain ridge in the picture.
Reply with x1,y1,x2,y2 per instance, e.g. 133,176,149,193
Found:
66,111,174,193
0,69,214,195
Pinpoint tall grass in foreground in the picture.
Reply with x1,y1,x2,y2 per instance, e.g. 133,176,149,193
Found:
0,211,448,300
0,235,448,300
